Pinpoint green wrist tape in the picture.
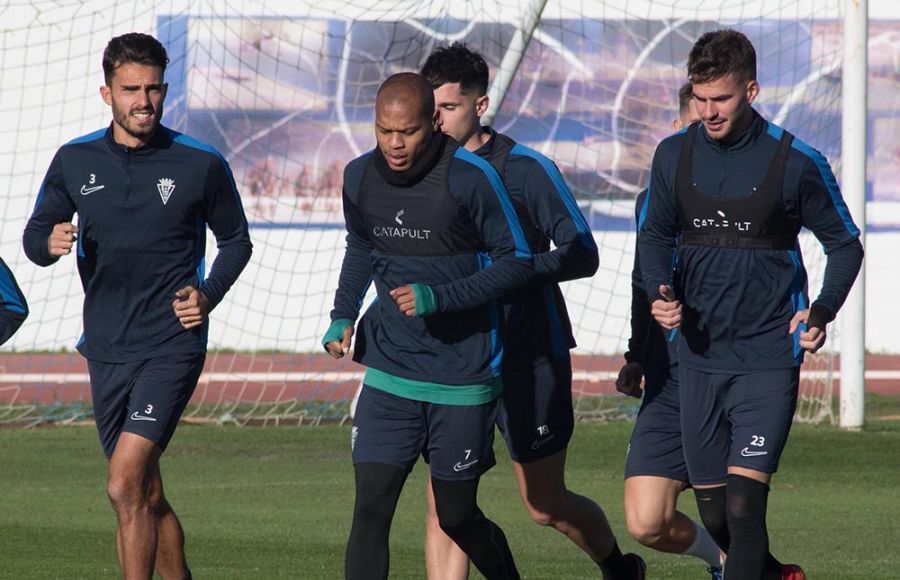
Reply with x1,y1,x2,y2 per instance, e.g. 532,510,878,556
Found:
410,283,437,317
322,319,353,348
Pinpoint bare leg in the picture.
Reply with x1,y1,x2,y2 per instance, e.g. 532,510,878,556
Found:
107,432,161,580
513,448,616,560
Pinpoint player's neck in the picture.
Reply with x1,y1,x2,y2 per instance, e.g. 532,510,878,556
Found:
111,125,157,150
463,126,491,152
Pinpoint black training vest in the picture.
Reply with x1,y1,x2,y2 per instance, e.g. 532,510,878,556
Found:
676,123,799,250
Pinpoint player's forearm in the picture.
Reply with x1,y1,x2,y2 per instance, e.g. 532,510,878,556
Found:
811,238,864,324
330,244,373,322
431,255,532,313
201,238,252,309
22,225,59,267
637,234,676,300
532,239,598,283
625,283,651,364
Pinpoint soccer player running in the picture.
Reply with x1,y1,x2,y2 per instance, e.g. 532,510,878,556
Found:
617,82,725,579
638,30,863,579
419,43,645,580
0,257,28,346
23,33,252,580
323,72,531,580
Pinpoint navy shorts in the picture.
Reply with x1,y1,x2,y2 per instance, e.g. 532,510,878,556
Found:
680,366,800,485
496,356,574,463
624,373,689,482
88,352,205,458
351,385,498,481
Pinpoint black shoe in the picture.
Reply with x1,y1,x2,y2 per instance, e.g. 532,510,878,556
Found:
622,553,646,580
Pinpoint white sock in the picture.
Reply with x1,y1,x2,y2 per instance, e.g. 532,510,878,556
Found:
682,521,723,568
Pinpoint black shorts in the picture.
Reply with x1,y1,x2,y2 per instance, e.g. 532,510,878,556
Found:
496,356,574,463
351,385,498,481
680,366,800,485
624,374,688,482
88,352,205,458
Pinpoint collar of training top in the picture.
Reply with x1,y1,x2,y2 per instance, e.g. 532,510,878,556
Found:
372,131,446,187
104,123,173,156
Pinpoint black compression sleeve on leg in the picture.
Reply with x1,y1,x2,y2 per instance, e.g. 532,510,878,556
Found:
694,485,730,551
724,474,770,580
345,463,408,580
431,476,520,580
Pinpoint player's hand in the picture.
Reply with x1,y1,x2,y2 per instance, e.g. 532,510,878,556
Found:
172,286,210,330
48,222,78,257
788,309,827,353
324,326,354,359
651,284,681,330
616,362,644,398
389,286,417,317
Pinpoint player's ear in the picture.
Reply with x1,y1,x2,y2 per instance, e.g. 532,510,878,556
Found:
745,79,760,105
431,108,440,131
475,94,489,118
100,84,112,106
673,119,683,131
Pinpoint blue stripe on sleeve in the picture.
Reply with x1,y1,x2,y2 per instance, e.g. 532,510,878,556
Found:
637,187,650,233
510,144,596,250
170,129,248,222
454,148,531,259
790,136,860,237
478,253,504,376
788,247,808,364
0,267,26,315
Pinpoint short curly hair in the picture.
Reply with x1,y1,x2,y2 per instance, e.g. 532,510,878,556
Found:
687,29,756,85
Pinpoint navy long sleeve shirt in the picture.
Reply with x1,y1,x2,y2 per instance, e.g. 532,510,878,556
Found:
23,125,252,362
0,257,28,346
331,133,532,388
639,112,863,372
476,129,599,369
625,190,676,384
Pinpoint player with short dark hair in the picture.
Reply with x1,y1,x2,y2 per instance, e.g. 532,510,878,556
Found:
0,257,28,346
23,31,252,579
324,71,532,580
617,83,724,579
419,42,645,580
639,29,863,579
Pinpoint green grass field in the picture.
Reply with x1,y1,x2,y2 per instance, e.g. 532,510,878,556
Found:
3,418,899,579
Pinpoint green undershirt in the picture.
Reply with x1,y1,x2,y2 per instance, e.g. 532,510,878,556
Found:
363,367,502,406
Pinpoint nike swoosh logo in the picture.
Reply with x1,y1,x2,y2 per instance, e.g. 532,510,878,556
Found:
740,447,767,457
80,185,105,195
531,434,556,450
453,459,479,472
130,411,157,422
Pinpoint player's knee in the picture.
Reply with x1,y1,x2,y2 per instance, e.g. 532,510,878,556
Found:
626,513,668,547
106,473,148,511
437,506,480,540
522,490,568,527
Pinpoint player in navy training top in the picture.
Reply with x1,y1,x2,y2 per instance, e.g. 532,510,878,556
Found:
0,257,28,346
323,73,532,580
419,43,645,580
23,33,251,580
618,83,724,578
638,30,862,580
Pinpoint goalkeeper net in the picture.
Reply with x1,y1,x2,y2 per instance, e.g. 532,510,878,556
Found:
1,0,849,426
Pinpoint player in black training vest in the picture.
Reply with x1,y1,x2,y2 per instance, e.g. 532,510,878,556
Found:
638,30,863,580
324,72,533,580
